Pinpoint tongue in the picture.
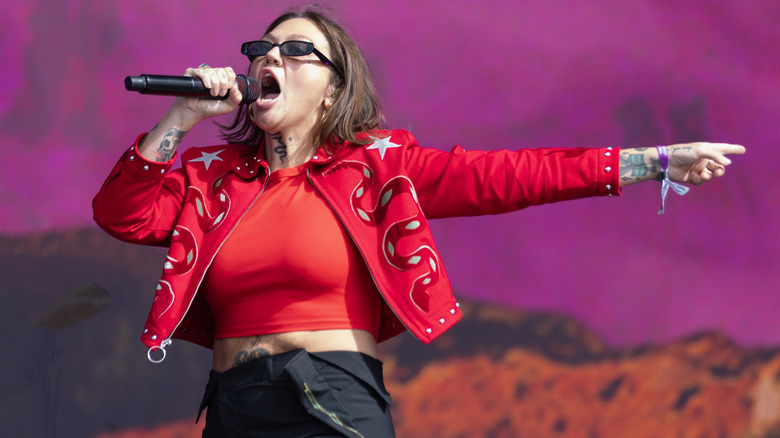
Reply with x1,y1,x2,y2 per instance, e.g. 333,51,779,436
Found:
262,92,280,101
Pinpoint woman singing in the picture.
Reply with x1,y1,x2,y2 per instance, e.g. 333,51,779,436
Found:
93,7,745,437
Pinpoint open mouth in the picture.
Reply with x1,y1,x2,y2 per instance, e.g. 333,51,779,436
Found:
261,74,281,100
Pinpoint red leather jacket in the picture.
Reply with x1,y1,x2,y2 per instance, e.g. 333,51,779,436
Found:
93,129,620,361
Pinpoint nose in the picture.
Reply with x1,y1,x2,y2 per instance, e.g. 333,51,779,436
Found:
265,45,282,66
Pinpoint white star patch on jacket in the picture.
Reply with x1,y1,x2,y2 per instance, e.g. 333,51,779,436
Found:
366,137,401,160
189,150,225,170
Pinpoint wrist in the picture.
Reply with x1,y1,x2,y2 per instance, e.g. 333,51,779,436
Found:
164,103,203,132
655,145,669,182
655,144,689,213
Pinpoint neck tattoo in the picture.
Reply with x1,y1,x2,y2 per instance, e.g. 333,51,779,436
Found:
270,133,289,165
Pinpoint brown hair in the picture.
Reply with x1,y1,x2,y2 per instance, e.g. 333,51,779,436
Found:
218,6,385,152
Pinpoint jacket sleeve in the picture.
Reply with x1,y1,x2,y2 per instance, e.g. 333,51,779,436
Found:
399,131,622,219
92,134,187,247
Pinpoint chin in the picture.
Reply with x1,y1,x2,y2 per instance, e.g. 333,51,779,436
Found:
253,113,282,133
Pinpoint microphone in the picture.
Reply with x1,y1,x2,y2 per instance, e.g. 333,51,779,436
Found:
124,74,261,104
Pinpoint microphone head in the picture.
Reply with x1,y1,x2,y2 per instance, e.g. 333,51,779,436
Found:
236,75,261,104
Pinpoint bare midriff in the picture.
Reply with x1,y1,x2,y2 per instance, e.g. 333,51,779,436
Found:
211,329,379,372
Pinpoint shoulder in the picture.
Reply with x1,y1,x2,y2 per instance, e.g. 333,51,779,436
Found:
359,129,417,146
180,144,256,171
181,144,253,161
336,129,414,164
347,129,418,154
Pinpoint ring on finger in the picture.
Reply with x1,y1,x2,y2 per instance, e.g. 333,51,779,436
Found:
198,63,209,69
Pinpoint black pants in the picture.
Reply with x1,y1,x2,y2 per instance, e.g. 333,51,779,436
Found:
198,349,395,437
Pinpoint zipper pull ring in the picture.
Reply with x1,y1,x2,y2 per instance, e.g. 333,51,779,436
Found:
147,339,171,363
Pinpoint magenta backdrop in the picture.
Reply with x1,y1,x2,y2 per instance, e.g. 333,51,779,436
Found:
1,0,777,347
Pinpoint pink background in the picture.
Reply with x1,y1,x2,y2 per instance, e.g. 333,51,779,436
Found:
1,0,777,349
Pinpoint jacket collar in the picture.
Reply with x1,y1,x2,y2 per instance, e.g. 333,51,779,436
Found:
227,141,267,180
227,135,364,178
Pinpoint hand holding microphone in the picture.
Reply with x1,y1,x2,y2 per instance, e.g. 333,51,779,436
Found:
125,65,261,164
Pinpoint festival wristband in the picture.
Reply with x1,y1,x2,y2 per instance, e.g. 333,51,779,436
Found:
656,145,690,214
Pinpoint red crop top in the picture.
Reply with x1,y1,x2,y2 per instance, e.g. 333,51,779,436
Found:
201,163,382,340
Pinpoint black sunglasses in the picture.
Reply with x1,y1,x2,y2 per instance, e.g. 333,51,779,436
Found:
241,40,343,77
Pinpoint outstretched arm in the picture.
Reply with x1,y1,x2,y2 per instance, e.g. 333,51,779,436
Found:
619,142,746,187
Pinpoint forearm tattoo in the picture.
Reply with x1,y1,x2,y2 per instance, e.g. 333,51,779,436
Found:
648,154,662,181
620,152,648,180
619,148,662,182
232,336,270,367
138,123,158,148
155,128,186,162
270,133,289,165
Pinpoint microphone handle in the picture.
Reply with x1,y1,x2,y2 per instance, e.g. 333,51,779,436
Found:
124,74,260,104
125,74,224,98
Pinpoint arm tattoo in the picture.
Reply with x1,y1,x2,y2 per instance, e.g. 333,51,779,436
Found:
232,336,270,367
619,152,649,181
270,133,289,165
649,156,662,180
138,123,159,147
619,150,663,182
155,128,186,162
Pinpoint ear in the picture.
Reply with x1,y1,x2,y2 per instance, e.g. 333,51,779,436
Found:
323,84,341,109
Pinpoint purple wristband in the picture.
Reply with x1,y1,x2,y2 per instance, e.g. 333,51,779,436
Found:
657,145,669,172
655,145,689,214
